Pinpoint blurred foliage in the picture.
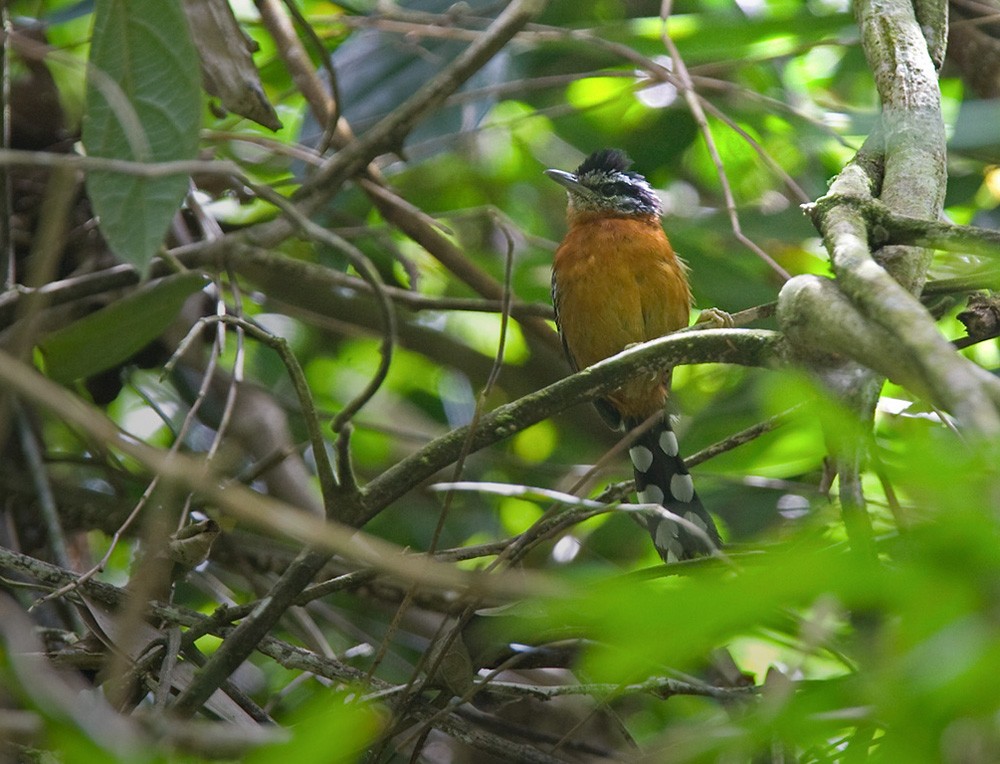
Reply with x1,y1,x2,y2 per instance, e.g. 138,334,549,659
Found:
3,0,1000,761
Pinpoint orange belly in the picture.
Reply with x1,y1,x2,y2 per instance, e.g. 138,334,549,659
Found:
553,215,692,419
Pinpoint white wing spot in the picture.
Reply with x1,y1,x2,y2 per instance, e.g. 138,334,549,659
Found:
670,473,695,503
640,484,664,505
629,445,654,472
659,429,679,457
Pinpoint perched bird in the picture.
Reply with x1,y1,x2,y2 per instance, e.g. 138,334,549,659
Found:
546,149,721,561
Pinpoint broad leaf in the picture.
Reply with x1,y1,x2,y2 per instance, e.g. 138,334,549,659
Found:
82,0,201,274
38,272,207,384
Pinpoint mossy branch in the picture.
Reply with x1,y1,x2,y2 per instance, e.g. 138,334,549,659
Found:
358,328,784,525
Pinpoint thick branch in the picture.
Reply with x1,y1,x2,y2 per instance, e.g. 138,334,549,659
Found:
857,0,947,292
778,276,927,393
876,211,1000,259
799,168,1000,432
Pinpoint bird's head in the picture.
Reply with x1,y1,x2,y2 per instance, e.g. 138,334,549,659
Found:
545,149,661,218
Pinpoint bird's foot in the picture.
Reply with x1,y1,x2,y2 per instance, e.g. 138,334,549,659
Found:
694,308,734,329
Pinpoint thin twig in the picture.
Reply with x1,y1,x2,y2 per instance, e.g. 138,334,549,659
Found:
0,9,12,289
294,0,545,204
244,181,397,436
13,402,72,572
0,148,239,177
686,406,798,468
485,674,756,702
204,314,337,504
33,325,226,611
658,2,790,280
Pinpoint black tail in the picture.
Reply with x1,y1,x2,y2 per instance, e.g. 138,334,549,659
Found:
626,415,721,561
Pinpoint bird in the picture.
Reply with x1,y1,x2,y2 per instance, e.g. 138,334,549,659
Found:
546,148,722,562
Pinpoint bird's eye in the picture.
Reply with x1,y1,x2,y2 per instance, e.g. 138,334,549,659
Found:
599,180,634,198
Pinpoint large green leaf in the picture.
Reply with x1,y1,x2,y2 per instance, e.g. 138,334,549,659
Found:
37,272,208,384
244,691,380,764
82,0,201,274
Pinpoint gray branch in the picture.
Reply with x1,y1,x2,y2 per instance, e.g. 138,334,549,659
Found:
779,0,1000,435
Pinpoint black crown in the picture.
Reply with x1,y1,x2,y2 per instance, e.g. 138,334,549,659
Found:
576,148,634,177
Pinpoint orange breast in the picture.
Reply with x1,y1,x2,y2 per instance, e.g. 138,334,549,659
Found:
552,215,692,418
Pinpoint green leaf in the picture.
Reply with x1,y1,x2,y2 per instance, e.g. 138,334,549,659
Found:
38,272,208,384
245,690,380,764
82,0,201,274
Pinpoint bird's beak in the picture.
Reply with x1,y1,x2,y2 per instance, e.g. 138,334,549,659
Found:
544,169,590,197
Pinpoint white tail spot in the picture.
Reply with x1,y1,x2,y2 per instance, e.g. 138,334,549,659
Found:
659,429,679,457
655,518,678,547
629,445,653,472
639,484,664,505
655,520,685,562
684,510,708,531
670,473,695,503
